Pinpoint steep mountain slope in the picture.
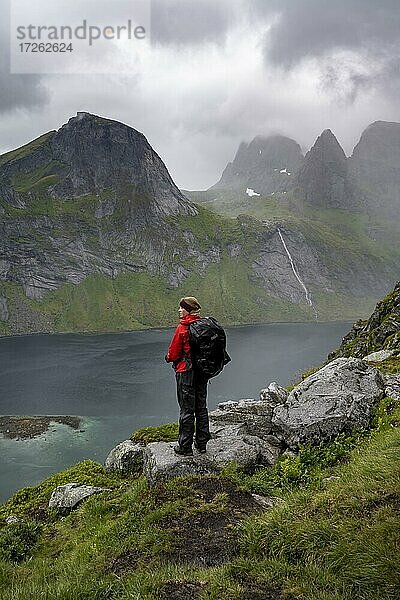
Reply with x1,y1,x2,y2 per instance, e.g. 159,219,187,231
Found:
294,129,357,209
209,134,304,196
0,112,193,216
328,281,400,360
0,114,398,336
349,121,400,217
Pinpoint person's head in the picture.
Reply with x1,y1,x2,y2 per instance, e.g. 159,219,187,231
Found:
178,296,201,318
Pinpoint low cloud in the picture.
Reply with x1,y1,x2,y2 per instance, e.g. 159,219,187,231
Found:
253,0,400,103
150,0,233,46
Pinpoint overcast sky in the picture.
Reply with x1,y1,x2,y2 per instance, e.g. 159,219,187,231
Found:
1,0,400,189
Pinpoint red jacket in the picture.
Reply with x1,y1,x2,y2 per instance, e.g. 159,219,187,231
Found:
165,314,201,372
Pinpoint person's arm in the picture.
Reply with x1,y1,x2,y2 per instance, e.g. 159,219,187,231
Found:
165,325,184,363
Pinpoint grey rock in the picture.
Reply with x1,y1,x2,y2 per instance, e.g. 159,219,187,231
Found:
206,436,260,470
0,296,9,321
272,358,385,448
242,435,283,466
217,400,240,410
48,483,107,511
143,442,213,486
104,440,143,473
364,349,395,362
259,381,288,404
281,448,298,459
5,515,20,524
209,134,304,195
0,260,11,278
384,374,400,401
251,494,281,509
142,435,281,486
210,397,277,438
349,121,400,218
95,195,116,219
209,421,248,438
295,129,356,209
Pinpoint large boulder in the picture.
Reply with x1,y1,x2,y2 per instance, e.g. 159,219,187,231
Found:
48,483,107,511
143,443,213,486
105,440,143,474
209,388,286,440
272,358,385,448
142,435,282,486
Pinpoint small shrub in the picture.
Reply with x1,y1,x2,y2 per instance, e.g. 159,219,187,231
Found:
0,521,42,562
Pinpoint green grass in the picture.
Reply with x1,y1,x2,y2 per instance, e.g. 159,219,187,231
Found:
0,461,124,523
234,420,400,600
131,423,179,445
0,399,398,599
11,162,63,194
0,132,55,166
372,356,400,374
10,253,315,336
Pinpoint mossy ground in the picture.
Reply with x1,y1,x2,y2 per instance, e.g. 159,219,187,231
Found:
0,398,399,600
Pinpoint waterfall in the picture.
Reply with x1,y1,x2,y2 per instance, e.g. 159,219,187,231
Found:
277,228,318,321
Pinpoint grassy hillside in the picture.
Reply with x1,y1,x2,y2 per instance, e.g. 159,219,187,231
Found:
1,282,399,599
0,198,392,336
0,387,398,599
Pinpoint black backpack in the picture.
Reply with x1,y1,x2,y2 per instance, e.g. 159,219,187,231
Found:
188,316,231,379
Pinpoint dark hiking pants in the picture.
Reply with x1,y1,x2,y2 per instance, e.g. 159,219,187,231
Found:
175,370,211,451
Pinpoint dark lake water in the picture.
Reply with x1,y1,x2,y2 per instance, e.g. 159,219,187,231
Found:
0,321,352,502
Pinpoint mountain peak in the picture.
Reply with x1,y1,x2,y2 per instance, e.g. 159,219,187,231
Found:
209,133,304,194
313,129,346,156
349,120,400,215
0,113,196,217
294,129,353,208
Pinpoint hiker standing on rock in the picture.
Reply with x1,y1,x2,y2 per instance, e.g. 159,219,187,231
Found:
165,296,231,457
165,297,211,456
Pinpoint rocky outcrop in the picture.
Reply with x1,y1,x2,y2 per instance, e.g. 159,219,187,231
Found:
209,382,288,440
48,483,107,512
272,358,385,449
104,359,392,486
329,281,400,359
294,129,356,209
365,349,395,362
384,374,400,401
349,121,400,217
142,435,282,487
106,383,287,486
104,440,143,474
0,112,196,218
209,134,304,195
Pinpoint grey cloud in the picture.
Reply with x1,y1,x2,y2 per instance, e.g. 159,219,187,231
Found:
150,0,233,46
248,0,400,104
0,0,48,114
248,0,400,66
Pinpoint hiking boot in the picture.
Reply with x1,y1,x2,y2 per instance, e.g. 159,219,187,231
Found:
173,445,193,456
194,441,207,454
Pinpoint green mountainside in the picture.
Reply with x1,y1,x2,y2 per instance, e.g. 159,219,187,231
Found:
0,284,399,600
0,113,399,336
